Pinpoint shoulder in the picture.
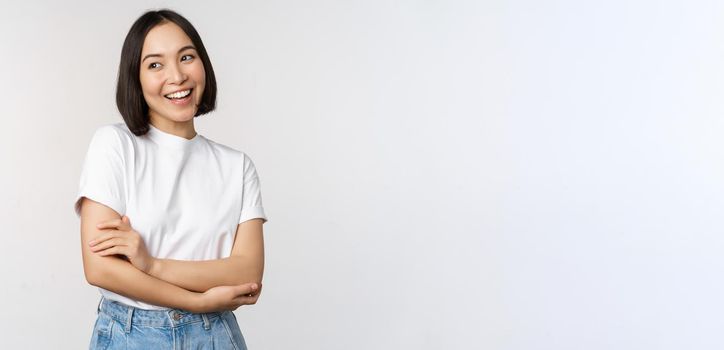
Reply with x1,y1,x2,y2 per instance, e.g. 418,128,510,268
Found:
203,137,254,161
87,122,134,154
90,122,132,141
202,137,259,173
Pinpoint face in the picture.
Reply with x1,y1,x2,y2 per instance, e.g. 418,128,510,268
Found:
139,22,206,125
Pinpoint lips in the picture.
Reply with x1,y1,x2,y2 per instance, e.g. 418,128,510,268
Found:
164,88,193,100
164,88,193,105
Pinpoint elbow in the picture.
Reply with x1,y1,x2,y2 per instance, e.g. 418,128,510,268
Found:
250,267,264,286
84,270,99,287
84,268,103,287
249,267,263,284
83,264,109,288
237,271,263,287
230,255,264,286
82,254,126,287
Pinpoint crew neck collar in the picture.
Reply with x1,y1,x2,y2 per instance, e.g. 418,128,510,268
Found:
146,123,203,150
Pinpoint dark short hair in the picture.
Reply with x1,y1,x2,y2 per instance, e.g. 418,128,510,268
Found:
116,9,217,136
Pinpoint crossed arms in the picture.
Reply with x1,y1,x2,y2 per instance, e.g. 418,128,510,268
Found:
79,197,264,313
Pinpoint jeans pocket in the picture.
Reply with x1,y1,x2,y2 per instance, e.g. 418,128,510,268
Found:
89,312,114,350
220,311,247,350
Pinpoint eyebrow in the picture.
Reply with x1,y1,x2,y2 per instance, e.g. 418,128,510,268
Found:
142,45,197,63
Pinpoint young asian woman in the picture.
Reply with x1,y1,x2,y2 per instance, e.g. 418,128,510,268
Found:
75,9,267,349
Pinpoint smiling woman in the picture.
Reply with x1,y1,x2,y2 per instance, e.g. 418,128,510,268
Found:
115,9,216,137
139,24,207,129
75,9,267,350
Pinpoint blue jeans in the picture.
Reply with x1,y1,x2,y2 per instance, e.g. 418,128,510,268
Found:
89,296,248,350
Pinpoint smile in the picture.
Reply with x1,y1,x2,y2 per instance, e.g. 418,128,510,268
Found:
164,88,193,105
165,88,192,99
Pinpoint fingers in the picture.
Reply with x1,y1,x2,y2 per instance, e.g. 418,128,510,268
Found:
233,293,260,306
232,282,258,296
234,283,262,306
231,283,260,300
96,216,131,230
94,245,127,257
90,237,124,252
89,232,118,247
250,283,263,296
95,218,122,229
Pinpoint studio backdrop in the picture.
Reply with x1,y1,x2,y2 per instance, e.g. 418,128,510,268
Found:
1,0,722,349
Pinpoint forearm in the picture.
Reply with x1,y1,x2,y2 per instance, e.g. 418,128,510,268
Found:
87,255,203,312
150,256,263,293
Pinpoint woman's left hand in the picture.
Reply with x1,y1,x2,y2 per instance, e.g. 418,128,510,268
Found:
89,216,156,274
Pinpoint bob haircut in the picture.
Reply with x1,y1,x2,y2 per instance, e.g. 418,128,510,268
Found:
116,9,217,136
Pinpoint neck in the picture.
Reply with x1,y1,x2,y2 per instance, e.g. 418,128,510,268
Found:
149,115,197,140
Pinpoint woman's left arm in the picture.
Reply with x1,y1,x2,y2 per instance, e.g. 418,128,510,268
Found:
91,218,265,293
150,218,265,292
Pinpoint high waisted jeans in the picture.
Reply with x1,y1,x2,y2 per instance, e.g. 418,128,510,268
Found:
89,296,248,350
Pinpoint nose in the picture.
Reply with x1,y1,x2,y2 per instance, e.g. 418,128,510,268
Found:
166,62,187,85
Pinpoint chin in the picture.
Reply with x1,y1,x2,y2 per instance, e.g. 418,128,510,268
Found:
175,114,197,122
168,107,198,119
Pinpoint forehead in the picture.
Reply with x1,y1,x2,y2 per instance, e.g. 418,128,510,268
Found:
142,22,193,54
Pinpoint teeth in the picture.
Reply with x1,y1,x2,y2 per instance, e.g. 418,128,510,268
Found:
165,89,191,99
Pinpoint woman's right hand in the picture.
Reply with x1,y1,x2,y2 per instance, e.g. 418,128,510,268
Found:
193,282,262,313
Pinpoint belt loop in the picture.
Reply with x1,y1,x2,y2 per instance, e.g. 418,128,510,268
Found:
97,296,104,314
201,313,210,330
125,306,134,333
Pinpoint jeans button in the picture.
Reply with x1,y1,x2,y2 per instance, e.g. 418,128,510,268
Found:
173,313,182,320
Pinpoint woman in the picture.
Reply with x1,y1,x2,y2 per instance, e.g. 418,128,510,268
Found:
74,9,267,350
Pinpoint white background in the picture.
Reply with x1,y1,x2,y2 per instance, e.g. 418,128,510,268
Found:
1,0,723,348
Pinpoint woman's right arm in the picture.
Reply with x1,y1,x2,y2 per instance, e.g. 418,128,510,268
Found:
79,197,252,313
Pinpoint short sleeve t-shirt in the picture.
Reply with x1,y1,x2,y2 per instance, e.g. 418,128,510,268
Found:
74,122,268,310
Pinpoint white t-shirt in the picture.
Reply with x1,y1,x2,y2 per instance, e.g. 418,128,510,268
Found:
74,122,267,310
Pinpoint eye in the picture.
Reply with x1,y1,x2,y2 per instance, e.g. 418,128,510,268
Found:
181,54,195,62
148,62,161,69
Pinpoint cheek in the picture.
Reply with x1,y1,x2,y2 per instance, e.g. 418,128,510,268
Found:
195,82,205,98
139,79,155,98
191,63,206,85
140,72,163,96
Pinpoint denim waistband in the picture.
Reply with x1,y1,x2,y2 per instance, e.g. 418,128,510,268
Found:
97,296,224,333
